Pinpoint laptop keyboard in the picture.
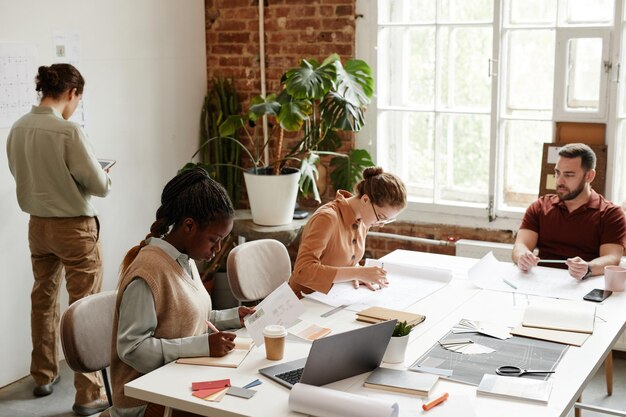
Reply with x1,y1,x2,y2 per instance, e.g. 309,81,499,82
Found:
275,367,304,385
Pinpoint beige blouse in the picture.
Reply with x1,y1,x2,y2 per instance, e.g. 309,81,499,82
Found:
289,190,368,296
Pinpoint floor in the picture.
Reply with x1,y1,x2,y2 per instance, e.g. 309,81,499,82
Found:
0,356,624,417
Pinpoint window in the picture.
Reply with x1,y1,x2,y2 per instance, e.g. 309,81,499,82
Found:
359,0,624,224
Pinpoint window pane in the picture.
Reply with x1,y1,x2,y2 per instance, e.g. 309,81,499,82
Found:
617,120,626,204
563,0,613,25
500,120,552,209
438,27,492,110
378,0,435,23
506,0,556,25
504,30,555,117
438,0,493,23
379,111,435,200
378,27,436,108
565,37,602,111
437,113,489,204
620,32,626,117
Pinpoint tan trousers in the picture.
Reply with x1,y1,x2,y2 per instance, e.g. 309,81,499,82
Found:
28,215,105,404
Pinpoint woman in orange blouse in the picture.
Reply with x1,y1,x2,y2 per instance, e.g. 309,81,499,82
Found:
289,167,407,297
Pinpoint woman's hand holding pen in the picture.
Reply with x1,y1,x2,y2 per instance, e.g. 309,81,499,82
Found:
353,266,388,291
209,332,236,357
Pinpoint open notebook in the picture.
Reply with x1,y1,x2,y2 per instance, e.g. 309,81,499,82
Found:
176,337,254,368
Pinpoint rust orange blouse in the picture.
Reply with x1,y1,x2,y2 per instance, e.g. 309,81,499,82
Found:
288,190,368,296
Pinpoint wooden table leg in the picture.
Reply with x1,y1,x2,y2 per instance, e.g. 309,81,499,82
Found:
605,351,613,396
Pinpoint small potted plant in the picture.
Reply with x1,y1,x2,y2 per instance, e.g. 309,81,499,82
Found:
383,321,415,364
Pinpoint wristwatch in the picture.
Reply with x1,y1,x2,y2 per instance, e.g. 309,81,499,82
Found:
581,265,592,280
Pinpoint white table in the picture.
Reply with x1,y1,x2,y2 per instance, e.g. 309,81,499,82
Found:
125,250,626,417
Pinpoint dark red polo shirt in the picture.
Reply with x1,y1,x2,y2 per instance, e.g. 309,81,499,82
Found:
520,190,626,262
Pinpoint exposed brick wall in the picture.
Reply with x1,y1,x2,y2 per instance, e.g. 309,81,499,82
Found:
205,0,356,192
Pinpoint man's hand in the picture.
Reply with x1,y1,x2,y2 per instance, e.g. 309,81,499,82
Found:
352,266,388,291
566,257,589,280
209,332,236,357
516,250,539,272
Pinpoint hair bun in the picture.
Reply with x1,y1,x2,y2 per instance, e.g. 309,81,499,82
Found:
363,166,384,179
38,66,60,87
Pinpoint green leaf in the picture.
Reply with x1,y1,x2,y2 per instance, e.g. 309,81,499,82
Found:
316,129,341,152
330,149,375,191
321,91,367,132
278,100,311,131
284,57,337,100
334,59,374,107
219,115,246,137
298,153,321,202
248,94,280,122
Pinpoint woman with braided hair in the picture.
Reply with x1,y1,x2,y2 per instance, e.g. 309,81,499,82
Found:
289,166,407,297
106,168,254,417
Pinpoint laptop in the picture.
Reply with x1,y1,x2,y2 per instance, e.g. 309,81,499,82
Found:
259,319,396,389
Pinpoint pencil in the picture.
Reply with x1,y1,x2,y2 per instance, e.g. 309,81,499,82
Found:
422,392,449,411
537,259,567,264
502,278,518,290
205,319,220,333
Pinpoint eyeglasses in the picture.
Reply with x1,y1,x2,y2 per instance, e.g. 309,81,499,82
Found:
370,200,396,226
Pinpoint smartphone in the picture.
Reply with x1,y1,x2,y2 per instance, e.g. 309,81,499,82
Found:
293,210,309,220
98,159,116,170
583,288,612,302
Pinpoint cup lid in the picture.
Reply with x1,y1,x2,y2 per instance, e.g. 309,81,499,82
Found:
263,324,287,337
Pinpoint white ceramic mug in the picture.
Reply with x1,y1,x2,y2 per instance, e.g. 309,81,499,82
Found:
604,265,626,292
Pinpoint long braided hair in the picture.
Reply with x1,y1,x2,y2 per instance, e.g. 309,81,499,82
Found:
120,168,234,274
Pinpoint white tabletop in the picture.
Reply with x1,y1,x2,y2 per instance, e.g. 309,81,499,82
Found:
125,250,626,417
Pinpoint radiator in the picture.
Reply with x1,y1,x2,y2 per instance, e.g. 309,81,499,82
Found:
455,239,514,262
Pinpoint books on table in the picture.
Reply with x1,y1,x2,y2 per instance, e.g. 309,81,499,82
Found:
176,337,254,368
521,299,595,334
364,367,438,396
477,374,552,404
356,306,425,327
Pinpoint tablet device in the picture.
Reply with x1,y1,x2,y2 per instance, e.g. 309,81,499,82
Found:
98,159,116,170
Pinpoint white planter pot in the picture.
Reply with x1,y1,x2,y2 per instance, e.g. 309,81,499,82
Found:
383,335,409,364
243,167,301,226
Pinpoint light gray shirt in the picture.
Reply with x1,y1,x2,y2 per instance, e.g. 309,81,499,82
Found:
112,238,240,417
6,105,111,217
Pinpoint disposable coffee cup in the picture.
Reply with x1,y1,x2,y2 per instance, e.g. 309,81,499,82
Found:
263,324,287,360
604,265,626,292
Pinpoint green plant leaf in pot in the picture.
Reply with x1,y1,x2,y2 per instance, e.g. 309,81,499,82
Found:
284,55,338,100
392,321,415,337
298,152,321,202
330,148,375,191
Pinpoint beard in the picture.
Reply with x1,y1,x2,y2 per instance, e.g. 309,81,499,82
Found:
557,178,586,201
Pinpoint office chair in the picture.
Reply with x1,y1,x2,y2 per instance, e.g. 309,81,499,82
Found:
60,290,116,405
227,239,291,303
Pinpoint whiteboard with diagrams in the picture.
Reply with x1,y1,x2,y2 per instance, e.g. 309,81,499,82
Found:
0,43,38,128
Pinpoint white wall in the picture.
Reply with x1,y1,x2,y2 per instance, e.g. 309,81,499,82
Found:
0,0,207,387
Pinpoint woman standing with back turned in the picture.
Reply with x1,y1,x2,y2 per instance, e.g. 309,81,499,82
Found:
6,64,111,416
289,167,407,297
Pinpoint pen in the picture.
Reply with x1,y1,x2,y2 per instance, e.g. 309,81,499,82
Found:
537,259,567,264
502,278,518,290
205,319,220,333
422,392,449,411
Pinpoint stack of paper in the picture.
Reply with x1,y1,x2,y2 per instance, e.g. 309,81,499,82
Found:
510,299,595,346
191,379,230,402
476,374,552,404
364,367,438,396
356,306,426,327
452,319,511,340
177,337,254,368
287,320,332,341
438,337,494,355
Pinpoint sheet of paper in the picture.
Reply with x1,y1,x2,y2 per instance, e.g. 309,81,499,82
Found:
244,282,304,346
468,252,599,300
305,260,452,311
0,43,38,128
287,320,332,341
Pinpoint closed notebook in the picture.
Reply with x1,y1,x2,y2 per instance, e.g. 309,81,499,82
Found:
364,367,438,396
477,374,552,404
356,307,425,327
177,338,254,368
510,325,590,347
522,300,595,334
